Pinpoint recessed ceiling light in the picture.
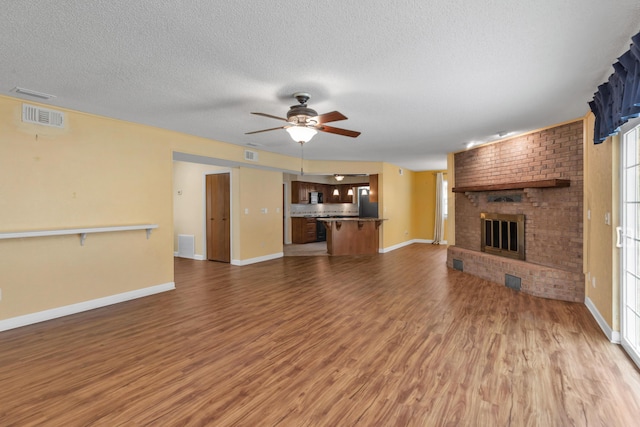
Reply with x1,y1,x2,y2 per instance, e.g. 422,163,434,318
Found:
11,86,56,100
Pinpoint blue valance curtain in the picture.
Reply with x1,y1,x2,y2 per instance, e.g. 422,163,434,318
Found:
589,32,640,144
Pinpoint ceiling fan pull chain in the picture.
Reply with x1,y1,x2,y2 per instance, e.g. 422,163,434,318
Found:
300,141,304,175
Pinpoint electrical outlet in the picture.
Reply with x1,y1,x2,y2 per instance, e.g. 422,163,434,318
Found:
592,276,596,288
605,212,611,225
244,208,249,214
587,209,591,220
261,208,268,214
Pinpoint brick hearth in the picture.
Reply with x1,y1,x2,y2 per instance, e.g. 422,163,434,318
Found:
447,121,585,302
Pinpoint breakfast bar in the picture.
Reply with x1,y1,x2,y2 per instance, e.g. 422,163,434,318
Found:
317,218,386,255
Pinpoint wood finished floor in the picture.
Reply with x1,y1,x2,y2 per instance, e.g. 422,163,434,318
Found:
1,244,640,426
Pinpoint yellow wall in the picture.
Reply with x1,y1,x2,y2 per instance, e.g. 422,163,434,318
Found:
0,93,440,323
583,112,620,331
380,164,414,248
237,167,284,260
412,170,448,241
0,95,174,320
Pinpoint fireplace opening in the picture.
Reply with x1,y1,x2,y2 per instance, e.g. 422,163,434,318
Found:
481,213,525,260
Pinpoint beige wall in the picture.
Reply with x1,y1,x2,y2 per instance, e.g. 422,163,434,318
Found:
0,93,440,323
237,167,284,260
172,161,230,258
0,95,174,320
583,112,620,331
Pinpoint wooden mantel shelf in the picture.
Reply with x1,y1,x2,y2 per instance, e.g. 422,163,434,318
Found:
451,179,570,193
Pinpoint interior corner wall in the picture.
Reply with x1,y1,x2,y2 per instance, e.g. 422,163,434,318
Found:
412,170,447,241
0,95,174,321
584,112,619,332
172,161,230,259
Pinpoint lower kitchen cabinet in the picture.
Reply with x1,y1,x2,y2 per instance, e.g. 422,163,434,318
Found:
292,217,318,243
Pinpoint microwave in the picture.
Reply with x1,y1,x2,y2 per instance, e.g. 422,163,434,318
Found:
310,191,323,204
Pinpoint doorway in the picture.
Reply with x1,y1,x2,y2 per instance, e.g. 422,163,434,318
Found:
206,173,230,263
620,123,640,367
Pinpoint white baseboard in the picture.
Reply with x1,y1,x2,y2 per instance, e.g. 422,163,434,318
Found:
380,239,448,253
0,282,176,332
585,296,621,343
231,252,284,266
174,251,205,261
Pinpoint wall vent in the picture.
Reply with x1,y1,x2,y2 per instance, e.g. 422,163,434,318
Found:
505,274,521,291
453,259,463,271
244,149,259,162
22,103,64,128
177,234,195,259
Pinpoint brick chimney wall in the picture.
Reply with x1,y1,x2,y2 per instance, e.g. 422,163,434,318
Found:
447,120,585,302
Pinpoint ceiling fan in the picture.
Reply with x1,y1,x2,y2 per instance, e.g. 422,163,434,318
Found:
246,92,361,144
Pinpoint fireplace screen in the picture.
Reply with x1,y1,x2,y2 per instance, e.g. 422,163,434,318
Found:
480,213,525,260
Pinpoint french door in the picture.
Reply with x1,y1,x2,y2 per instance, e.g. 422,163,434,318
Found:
620,123,640,367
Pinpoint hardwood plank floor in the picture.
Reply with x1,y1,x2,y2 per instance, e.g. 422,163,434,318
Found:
1,244,640,426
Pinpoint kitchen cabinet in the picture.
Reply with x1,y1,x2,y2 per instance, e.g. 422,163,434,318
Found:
368,174,379,203
291,180,368,204
339,184,354,203
292,217,318,243
291,181,309,204
328,185,341,203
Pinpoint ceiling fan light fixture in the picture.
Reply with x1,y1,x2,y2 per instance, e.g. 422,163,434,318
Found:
334,174,344,181
286,125,317,143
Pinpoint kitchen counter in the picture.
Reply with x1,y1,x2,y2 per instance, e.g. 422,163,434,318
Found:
317,218,387,255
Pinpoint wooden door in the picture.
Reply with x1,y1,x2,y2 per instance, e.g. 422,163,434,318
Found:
206,173,230,263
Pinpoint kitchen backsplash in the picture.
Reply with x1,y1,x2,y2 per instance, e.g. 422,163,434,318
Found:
290,203,358,217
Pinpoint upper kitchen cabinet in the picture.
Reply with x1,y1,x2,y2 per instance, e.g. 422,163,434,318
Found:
339,184,355,203
328,185,341,203
368,174,378,203
291,181,309,204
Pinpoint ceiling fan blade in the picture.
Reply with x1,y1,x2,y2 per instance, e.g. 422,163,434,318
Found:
251,112,288,121
315,111,347,123
245,126,286,135
318,125,361,138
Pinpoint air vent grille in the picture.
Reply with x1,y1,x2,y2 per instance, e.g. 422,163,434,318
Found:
244,149,258,162
22,104,64,128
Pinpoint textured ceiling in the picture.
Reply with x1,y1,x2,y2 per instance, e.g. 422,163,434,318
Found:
2,1,639,171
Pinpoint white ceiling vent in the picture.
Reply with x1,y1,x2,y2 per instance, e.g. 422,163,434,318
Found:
22,103,64,128
244,149,259,162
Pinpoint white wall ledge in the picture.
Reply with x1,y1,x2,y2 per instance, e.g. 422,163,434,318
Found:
0,224,158,245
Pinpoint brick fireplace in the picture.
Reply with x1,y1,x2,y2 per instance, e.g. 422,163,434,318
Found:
446,121,585,303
